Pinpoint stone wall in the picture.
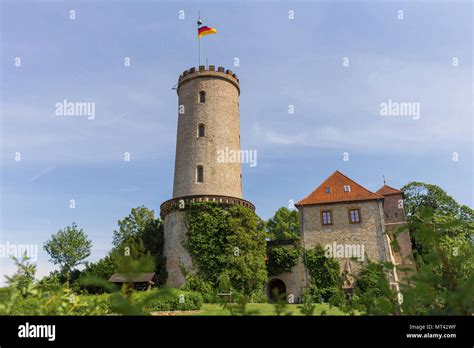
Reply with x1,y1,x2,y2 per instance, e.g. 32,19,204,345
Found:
173,68,242,199
299,200,388,263
267,257,307,303
163,209,193,288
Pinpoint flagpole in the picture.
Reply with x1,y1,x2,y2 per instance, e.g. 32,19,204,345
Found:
198,11,201,66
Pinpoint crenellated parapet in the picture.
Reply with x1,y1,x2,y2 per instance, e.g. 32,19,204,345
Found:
177,65,240,95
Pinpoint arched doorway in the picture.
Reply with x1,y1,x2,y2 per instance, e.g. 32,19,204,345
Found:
267,278,286,302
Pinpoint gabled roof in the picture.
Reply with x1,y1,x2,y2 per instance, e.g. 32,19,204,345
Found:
376,184,402,196
108,273,156,283
296,171,383,206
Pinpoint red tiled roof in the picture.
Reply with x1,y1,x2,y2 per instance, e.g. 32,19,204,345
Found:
376,184,402,196
296,171,383,206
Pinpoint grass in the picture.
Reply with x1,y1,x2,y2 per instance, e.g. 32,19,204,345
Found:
181,303,348,316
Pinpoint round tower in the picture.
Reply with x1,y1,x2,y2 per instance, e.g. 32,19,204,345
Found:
160,65,255,287
173,65,242,198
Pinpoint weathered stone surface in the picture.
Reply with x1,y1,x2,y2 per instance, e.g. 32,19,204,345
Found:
173,69,242,199
299,200,388,263
163,210,193,288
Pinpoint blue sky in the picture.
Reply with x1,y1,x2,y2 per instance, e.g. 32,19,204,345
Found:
1,0,472,282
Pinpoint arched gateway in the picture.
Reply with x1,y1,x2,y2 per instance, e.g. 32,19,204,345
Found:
267,278,287,302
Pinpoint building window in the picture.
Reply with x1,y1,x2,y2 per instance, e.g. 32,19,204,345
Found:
196,165,204,183
198,123,205,137
199,91,206,103
322,210,332,225
349,209,361,223
385,213,389,219
395,212,398,218
325,187,331,194
343,185,351,192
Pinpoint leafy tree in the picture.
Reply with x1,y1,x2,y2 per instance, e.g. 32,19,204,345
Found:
5,254,36,298
267,246,300,276
43,223,92,277
112,206,155,248
400,208,473,315
111,206,167,286
402,182,473,237
266,207,300,241
185,202,267,295
305,244,342,303
351,261,399,315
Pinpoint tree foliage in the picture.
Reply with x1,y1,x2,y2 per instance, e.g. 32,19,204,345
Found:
266,207,300,241
43,223,92,277
305,245,342,303
267,246,300,276
351,261,399,315
110,206,167,286
400,208,473,315
402,182,474,238
185,202,268,295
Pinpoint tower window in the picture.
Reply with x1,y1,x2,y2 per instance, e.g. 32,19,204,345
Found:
322,210,333,225
349,209,361,223
199,91,206,103
196,165,204,183
198,123,205,137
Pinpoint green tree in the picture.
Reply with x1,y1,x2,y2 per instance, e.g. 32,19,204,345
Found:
351,261,399,315
111,206,167,286
402,182,473,237
185,202,268,295
400,208,473,315
266,207,300,241
43,223,92,277
267,246,300,276
5,254,36,297
305,245,342,303
112,206,155,248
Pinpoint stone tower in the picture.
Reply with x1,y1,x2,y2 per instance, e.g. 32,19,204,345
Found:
160,65,255,287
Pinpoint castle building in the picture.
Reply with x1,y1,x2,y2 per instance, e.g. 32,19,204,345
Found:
267,171,414,302
160,66,254,287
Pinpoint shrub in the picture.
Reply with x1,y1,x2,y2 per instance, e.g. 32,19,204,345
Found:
305,245,342,303
181,276,216,303
185,203,267,295
132,288,203,312
267,246,300,276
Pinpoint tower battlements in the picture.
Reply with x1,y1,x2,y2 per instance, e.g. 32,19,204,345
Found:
178,65,240,95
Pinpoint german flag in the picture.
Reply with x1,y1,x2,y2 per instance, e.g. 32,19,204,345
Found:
198,25,217,38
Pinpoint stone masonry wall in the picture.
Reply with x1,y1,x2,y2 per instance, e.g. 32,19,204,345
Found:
299,200,388,264
163,210,193,288
173,69,242,199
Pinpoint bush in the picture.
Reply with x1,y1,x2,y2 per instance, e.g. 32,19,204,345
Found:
267,246,300,276
132,288,203,312
181,276,216,303
305,245,342,303
185,203,268,295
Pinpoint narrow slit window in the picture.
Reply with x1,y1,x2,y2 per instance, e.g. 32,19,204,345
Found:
198,124,205,137
197,165,204,183
199,91,206,103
